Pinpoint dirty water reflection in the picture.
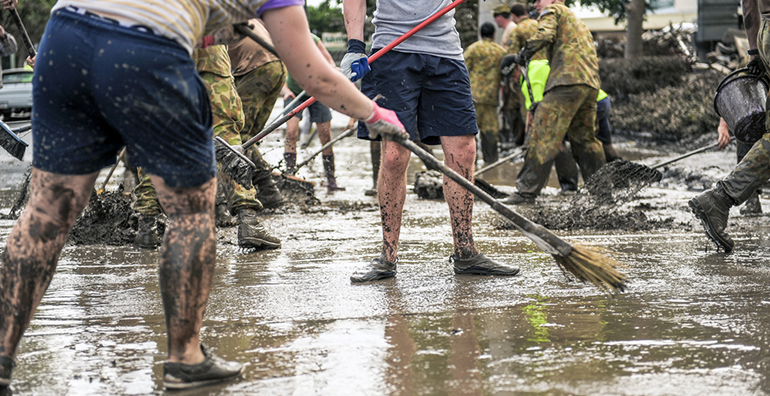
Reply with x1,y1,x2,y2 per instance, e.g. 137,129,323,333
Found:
2,124,770,395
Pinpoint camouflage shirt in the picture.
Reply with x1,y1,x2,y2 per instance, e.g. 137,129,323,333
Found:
464,38,505,105
506,18,546,61
193,45,232,78
521,3,600,92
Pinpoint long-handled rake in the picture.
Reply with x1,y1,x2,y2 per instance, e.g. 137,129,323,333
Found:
384,130,628,294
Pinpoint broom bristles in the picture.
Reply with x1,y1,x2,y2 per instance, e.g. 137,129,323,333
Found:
552,245,628,294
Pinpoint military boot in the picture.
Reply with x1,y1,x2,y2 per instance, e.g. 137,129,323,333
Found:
322,154,345,192
248,147,285,209
689,185,735,252
236,208,281,250
215,203,236,227
740,191,762,215
134,214,160,249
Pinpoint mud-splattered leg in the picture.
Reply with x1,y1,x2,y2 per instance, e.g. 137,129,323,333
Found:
0,169,98,358
151,176,217,365
378,140,411,262
441,135,479,259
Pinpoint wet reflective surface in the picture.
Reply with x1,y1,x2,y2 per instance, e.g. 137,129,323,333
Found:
2,117,770,395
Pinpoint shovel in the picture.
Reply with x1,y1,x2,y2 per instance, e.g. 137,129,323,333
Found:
382,130,628,294
599,137,736,187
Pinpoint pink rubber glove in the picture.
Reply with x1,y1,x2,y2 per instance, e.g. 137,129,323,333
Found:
364,101,406,140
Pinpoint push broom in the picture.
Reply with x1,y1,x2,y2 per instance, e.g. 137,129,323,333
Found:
0,7,36,161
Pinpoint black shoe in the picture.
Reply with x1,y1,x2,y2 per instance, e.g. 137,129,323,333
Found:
740,192,762,215
236,209,281,250
350,255,397,282
502,192,536,205
163,345,243,390
451,253,520,276
134,214,160,250
0,356,15,387
689,187,735,252
364,188,377,197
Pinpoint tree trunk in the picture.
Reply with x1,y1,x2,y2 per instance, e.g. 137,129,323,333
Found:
625,0,645,59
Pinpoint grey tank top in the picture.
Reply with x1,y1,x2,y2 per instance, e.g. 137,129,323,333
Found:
371,0,464,60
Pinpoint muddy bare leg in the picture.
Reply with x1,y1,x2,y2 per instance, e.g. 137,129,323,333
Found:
284,117,300,173
152,176,217,365
0,169,98,358
379,139,411,262
441,135,478,259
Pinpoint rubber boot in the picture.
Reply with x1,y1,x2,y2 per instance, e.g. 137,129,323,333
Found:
554,145,579,193
249,147,285,209
365,141,381,197
480,130,500,165
134,214,160,249
322,154,345,192
284,152,297,175
215,182,236,227
236,208,281,250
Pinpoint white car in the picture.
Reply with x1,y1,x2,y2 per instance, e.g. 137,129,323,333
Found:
0,68,33,120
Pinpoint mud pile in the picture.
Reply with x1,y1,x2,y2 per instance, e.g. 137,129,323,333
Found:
493,161,678,231
68,175,321,245
69,186,140,246
414,170,444,200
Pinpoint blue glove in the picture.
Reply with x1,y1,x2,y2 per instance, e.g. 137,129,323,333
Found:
340,39,370,82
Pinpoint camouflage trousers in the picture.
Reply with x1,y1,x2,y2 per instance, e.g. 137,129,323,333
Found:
720,134,770,204
474,102,499,163
133,167,162,216
199,70,262,214
721,19,770,204
235,60,287,141
516,84,605,195
132,71,261,217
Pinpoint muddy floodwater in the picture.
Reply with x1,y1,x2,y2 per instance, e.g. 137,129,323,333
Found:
2,116,770,396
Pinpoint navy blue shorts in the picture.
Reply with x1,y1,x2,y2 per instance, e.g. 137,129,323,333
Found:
31,9,215,188
596,97,612,145
358,50,477,145
284,92,332,123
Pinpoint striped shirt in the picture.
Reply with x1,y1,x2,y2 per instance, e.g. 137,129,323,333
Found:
52,0,302,54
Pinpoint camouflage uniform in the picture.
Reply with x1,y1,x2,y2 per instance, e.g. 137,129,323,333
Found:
132,45,261,217
464,37,505,163
234,61,286,140
717,17,770,204
506,18,547,60
503,17,547,146
514,3,605,195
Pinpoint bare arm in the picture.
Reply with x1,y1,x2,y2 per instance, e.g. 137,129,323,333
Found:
343,0,367,41
262,5,373,119
744,0,760,51
317,40,336,68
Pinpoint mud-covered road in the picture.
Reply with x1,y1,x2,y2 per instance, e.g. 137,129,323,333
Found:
2,114,770,395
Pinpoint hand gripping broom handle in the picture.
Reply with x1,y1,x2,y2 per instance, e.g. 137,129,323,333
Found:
387,132,573,257
240,0,469,151
9,8,35,57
